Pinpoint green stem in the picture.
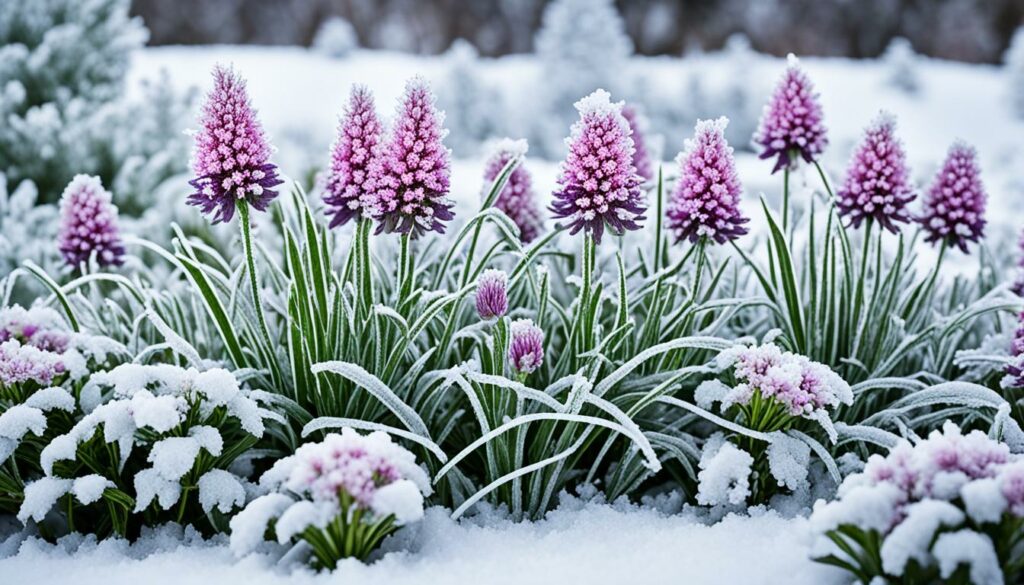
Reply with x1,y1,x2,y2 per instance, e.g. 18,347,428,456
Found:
399,231,413,303
237,201,275,361
782,167,791,233
579,232,595,357
356,217,374,316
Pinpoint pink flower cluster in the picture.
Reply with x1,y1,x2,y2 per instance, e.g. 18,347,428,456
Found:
323,85,383,229
667,117,749,245
836,113,916,233
282,428,429,510
550,90,646,244
620,104,655,184
919,141,987,253
365,78,453,236
753,54,829,173
0,340,66,387
717,343,852,416
1004,312,1024,390
57,175,125,268
0,306,70,353
188,66,282,224
482,139,544,243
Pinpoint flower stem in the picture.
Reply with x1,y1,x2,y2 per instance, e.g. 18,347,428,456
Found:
782,167,791,232
237,201,276,372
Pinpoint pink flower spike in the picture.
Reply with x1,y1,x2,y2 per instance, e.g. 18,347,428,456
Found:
57,175,125,268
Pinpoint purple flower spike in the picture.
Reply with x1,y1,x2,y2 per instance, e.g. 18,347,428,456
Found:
188,65,283,224
621,103,655,184
475,269,509,319
753,54,828,174
508,319,544,375
666,117,749,245
483,139,544,243
919,141,987,253
57,175,125,268
324,85,383,229
367,77,453,237
550,89,646,244
836,113,916,234
1012,230,1024,297
1003,312,1024,389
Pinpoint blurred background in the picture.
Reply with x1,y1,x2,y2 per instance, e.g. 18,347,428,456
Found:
131,0,1024,63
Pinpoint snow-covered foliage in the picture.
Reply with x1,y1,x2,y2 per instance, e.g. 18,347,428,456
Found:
230,429,430,568
438,39,501,157
882,37,920,94
312,16,359,59
810,421,1024,584
19,364,271,538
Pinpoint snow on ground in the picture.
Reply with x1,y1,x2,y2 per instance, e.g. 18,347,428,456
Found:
131,46,1024,274
0,498,843,585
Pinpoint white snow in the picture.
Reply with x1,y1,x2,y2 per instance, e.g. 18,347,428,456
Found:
229,493,294,556
370,480,426,525
696,436,753,506
932,530,1002,585
197,470,246,514
72,475,114,506
17,477,71,523
766,433,811,492
879,500,964,575
274,501,330,544
23,387,75,412
960,478,1007,523
133,468,183,512
148,437,202,481
3,499,845,585
0,405,46,441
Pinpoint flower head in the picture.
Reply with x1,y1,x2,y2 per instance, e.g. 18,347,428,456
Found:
323,85,383,229
57,175,125,268
483,139,544,243
550,89,646,244
1002,312,1024,390
0,306,70,353
188,65,283,224
753,54,828,173
0,339,66,387
667,117,748,245
508,319,544,375
716,343,852,417
475,269,508,320
836,113,916,233
366,77,453,237
621,103,655,183
1012,230,1024,297
919,141,987,253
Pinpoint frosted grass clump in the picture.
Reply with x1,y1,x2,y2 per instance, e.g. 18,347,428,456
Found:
230,428,430,568
550,89,646,244
23,365,270,538
810,421,1024,584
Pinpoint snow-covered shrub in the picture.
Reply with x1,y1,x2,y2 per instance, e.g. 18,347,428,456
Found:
0,174,60,291
438,39,501,157
533,0,633,156
0,305,126,513
0,0,148,201
230,429,430,568
810,422,1024,584
882,37,920,94
312,16,359,58
1007,27,1024,120
21,364,272,538
693,342,852,506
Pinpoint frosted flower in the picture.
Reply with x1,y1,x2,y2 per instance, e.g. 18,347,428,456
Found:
753,54,828,173
1011,230,1024,297
323,85,383,229
621,103,655,183
550,89,646,244
475,269,509,319
188,65,283,224
366,77,453,236
0,340,66,387
0,306,70,353
919,141,987,253
57,175,125,268
999,461,1024,516
483,139,544,243
836,113,916,233
666,117,749,245
716,343,852,417
508,319,545,375
1003,312,1024,390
